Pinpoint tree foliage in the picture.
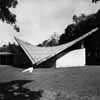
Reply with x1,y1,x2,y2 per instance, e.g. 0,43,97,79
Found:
38,33,60,47
59,9,100,44
92,0,100,3
0,0,20,32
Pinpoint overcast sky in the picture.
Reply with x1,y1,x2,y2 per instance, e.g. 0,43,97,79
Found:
0,0,100,46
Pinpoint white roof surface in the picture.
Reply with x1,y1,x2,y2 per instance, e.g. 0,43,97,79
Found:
15,28,98,66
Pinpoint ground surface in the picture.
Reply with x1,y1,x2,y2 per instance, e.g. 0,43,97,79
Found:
0,65,100,100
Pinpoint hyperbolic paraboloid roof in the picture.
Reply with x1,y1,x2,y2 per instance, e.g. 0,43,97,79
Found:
15,28,98,66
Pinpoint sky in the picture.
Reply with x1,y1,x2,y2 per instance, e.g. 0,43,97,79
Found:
0,0,100,46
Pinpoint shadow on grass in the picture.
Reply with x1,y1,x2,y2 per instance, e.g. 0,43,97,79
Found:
0,80,100,100
0,80,43,100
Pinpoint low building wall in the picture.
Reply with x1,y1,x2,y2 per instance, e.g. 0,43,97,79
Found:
56,48,85,67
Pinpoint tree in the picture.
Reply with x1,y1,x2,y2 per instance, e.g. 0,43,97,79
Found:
38,33,60,47
73,14,86,24
92,0,100,3
0,0,20,32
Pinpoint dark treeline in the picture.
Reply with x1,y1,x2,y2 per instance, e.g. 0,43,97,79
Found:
60,10,100,44
0,43,32,68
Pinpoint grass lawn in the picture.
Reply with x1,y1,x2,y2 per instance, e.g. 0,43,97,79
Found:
0,65,100,99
